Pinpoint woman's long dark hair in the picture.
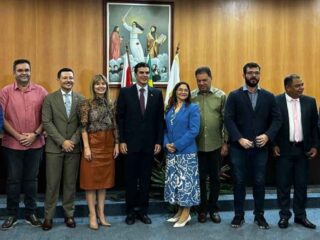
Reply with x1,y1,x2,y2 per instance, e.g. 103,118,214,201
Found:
165,81,191,113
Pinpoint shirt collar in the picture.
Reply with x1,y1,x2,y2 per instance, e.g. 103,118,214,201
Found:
242,84,261,92
61,89,72,95
195,87,215,95
285,93,300,102
14,82,35,91
136,84,148,94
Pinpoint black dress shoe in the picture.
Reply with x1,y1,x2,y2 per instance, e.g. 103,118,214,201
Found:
210,212,221,223
198,212,207,223
136,213,152,224
42,219,53,231
64,217,76,228
125,214,135,225
278,218,289,229
294,217,316,229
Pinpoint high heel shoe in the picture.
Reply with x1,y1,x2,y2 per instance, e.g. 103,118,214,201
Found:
88,215,99,230
167,216,180,223
173,215,191,228
97,217,111,227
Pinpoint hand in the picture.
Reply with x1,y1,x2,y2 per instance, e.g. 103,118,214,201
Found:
220,143,229,157
62,140,75,152
255,134,269,148
154,144,161,155
84,147,92,161
238,138,254,149
166,143,176,153
19,133,37,147
307,147,317,159
113,144,119,159
273,146,280,157
121,17,125,23
120,143,128,154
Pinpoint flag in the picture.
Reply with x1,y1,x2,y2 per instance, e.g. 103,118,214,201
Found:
164,54,180,105
121,53,132,87
147,55,153,87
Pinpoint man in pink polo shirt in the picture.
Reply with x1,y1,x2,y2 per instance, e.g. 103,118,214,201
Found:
0,59,48,230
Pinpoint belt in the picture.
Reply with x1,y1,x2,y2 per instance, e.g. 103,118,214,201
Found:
289,141,304,147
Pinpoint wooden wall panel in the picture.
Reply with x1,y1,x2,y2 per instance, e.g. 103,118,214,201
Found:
0,0,320,103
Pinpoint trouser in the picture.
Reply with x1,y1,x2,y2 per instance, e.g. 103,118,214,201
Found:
230,147,268,216
125,152,153,214
4,147,43,217
198,149,221,213
44,152,80,219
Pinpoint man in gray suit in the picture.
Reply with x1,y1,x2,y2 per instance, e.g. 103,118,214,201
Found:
41,68,84,231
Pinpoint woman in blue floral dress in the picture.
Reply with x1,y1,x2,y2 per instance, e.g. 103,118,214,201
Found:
164,82,200,227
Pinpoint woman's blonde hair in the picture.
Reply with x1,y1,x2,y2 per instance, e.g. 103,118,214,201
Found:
90,74,111,103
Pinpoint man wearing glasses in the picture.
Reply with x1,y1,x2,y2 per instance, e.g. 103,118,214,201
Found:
224,62,281,229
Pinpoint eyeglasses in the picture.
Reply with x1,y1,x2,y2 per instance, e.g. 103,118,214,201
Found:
246,71,260,75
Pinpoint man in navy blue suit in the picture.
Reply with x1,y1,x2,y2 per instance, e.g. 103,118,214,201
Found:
117,62,164,225
225,62,281,229
273,74,318,229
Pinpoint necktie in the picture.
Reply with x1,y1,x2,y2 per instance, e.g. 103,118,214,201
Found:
292,99,301,142
64,93,71,117
139,88,145,115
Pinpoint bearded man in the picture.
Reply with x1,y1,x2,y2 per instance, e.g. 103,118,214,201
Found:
224,62,282,229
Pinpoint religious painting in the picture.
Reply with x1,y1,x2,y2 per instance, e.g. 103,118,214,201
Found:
105,1,173,86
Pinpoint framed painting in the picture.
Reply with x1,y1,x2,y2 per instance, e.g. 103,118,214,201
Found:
104,1,173,86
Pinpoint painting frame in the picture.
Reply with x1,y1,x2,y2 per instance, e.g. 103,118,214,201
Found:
104,1,173,87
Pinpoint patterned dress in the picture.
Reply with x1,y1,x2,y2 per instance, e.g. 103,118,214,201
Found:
164,108,200,207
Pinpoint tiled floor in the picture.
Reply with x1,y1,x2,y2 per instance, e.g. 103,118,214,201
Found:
1,209,320,240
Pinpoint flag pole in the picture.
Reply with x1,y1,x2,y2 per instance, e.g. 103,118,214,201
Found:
125,42,132,81
175,42,180,55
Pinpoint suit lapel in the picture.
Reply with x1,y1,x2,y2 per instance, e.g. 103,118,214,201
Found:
131,85,142,116
145,87,154,114
69,92,79,119
300,96,306,137
55,90,69,120
240,89,254,112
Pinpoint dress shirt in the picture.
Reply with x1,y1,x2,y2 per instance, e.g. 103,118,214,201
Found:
0,82,48,150
61,89,73,105
136,84,148,108
285,93,303,142
191,87,228,152
243,84,261,110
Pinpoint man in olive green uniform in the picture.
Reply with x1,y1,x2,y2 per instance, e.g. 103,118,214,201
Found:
191,66,228,223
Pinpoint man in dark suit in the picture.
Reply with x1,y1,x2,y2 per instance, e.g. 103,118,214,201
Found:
41,68,84,230
225,62,281,229
273,74,318,229
117,62,164,225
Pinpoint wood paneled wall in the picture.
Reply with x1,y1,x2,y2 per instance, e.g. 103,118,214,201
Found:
1,0,320,102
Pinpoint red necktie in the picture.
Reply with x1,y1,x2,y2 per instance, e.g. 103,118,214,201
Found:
139,88,145,114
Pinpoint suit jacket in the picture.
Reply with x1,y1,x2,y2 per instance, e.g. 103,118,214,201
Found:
274,93,319,155
224,87,282,148
42,90,85,153
164,103,200,154
116,84,164,154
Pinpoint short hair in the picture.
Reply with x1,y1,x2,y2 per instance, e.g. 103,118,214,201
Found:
243,62,260,74
284,74,300,87
134,62,149,74
57,68,74,79
13,59,31,72
195,66,212,78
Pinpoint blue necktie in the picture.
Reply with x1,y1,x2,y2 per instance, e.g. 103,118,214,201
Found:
64,93,71,117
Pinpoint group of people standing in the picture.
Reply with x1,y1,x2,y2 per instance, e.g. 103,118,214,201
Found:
0,59,318,233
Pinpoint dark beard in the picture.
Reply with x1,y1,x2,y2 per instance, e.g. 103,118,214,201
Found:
245,78,259,87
